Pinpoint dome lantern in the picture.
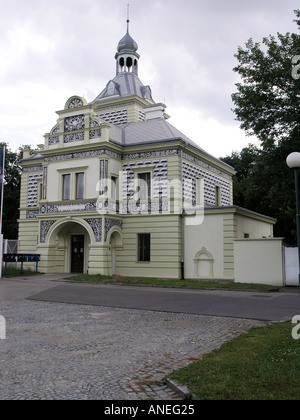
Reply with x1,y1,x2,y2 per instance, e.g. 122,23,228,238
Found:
115,17,140,75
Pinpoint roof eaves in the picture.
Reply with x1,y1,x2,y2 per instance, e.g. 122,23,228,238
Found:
195,205,277,223
18,153,45,165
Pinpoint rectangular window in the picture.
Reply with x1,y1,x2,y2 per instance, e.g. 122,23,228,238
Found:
138,234,151,262
196,177,204,205
215,185,221,206
38,182,43,202
62,174,71,200
111,176,118,201
137,173,151,200
76,172,84,199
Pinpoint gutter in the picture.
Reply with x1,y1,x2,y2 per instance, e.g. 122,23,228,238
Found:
180,141,189,280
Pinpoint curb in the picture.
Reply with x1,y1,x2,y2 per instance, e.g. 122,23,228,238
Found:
165,378,195,400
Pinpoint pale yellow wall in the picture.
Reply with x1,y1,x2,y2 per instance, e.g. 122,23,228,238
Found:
46,157,100,202
223,213,236,280
18,220,39,253
88,244,110,275
184,209,276,282
109,158,122,177
236,214,274,239
223,212,275,281
19,172,29,212
234,239,284,286
168,155,182,214
17,219,39,272
115,214,182,279
184,214,224,280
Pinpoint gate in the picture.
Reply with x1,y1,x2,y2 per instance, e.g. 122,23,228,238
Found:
3,240,18,269
284,247,299,286
3,240,18,254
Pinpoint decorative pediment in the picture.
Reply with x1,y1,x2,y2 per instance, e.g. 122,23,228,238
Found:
65,96,87,110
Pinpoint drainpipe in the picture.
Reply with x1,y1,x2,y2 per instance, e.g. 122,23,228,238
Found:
180,141,189,280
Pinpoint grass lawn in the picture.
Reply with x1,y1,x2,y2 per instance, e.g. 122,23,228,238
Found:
168,321,300,400
66,274,279,291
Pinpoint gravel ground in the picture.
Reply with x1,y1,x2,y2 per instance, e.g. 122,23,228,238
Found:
0,298,265,400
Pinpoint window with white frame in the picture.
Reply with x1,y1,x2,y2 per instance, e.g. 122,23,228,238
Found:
62,174,71,200
137,172,151,200
111,176,118,201
60,168,87,201
75,172,84,199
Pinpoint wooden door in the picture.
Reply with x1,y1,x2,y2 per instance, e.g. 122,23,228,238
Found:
71,235,84,273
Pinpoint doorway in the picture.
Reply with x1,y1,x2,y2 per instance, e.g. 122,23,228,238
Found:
71,235,85,273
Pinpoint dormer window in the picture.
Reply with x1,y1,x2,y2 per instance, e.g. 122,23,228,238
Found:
107,81,117,96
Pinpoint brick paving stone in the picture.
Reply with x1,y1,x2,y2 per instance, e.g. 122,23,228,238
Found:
0,299,266,400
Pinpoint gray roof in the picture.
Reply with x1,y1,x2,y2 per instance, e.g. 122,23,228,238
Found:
19,118,233,173
90,73,154,104
110,118,200,148
117,31,138,53
108,117,234,171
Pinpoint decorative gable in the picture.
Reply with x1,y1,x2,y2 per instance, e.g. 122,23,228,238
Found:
44,96,110,150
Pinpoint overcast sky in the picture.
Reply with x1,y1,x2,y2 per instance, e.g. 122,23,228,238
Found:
0,0,299,157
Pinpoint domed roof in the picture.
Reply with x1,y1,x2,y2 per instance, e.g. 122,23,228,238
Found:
117,28,138,53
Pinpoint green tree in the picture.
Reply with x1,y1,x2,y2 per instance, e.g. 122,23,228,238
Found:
222,145,260,207
0,143,21,239
230,9,300,245
0,143,37,239
232,9,300,149
222,145,296,245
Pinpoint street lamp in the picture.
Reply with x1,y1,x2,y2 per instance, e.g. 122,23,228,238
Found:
287,152,300,289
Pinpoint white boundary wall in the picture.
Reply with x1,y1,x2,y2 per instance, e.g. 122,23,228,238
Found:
234,238,284,287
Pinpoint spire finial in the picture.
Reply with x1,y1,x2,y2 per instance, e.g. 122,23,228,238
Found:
127,4,130,33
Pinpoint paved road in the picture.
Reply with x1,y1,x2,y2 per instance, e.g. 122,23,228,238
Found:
0,274,72,301
28,280,300,322
0,274,298,400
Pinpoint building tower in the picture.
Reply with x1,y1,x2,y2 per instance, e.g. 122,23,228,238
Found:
115,17,139,75
90,18,154,105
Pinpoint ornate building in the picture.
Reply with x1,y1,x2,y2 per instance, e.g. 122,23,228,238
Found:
18,22,278,282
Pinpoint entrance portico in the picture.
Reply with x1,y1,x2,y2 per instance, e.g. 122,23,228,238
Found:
37,219,93,274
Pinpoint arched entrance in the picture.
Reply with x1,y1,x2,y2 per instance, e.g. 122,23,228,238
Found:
46,220,93,274
108,229,123,276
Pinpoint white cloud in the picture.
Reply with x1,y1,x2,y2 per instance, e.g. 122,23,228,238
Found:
0,0,299,153
168,107,258,158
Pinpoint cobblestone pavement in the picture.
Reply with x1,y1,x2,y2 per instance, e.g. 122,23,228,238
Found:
0,298,266,400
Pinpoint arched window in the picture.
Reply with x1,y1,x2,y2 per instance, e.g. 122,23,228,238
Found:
119,57,125,72
126,57,133,71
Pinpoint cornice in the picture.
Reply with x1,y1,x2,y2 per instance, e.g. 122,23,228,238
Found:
91,95,150,110
199,205,277,224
